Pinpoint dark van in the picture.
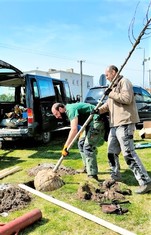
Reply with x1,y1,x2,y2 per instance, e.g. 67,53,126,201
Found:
84,85,151,128
0,60,74,146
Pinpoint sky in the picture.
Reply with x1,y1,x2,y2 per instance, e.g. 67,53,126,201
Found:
0,0,151,88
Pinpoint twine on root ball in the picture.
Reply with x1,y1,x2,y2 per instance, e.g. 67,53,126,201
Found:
34,169,65,191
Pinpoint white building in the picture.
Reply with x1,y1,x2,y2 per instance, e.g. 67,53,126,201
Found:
25,68,93,101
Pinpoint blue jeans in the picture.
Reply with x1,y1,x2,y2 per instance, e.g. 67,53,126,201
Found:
108,124,151,186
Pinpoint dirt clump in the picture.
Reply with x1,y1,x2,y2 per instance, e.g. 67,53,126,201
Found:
0,184,31,213
77,179,132,203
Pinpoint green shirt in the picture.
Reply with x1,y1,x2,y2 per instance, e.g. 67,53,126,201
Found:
66,102,99,126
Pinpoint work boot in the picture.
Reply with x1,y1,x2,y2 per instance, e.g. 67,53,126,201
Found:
135,181,151,194
77,166,87,174
111,173,122,182
88,175,99,181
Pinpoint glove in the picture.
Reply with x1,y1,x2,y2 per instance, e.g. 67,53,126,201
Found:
90,109,99,115
79,130,84,139
104,88,112,96
62,145,69,157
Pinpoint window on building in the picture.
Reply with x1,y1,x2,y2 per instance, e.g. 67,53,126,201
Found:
87,81,90,88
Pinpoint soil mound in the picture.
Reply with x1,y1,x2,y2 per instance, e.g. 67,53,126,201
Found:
0,184,31,213
27,163,78,177
77,179,132,203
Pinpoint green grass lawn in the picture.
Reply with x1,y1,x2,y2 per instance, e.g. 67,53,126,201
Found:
0,130,151,235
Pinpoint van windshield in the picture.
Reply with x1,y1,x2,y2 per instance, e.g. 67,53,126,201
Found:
133,86,151,103
142,89,151,102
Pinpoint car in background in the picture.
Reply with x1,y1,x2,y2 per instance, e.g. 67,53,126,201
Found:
84,85,151,128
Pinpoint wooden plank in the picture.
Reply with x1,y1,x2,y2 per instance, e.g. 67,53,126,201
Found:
0,166,21,179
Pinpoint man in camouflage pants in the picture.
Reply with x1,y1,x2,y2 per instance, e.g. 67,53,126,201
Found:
51,102,109,180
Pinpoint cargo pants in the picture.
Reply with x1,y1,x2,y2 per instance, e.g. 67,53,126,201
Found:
78,117,105,176
108,123,151,186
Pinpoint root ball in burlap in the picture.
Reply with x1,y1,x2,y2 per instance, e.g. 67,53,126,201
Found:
34,169,64,191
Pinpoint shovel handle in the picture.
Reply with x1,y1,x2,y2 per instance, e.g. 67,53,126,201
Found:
53,155,64,172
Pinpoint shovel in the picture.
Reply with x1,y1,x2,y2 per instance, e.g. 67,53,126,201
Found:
53,72,121,173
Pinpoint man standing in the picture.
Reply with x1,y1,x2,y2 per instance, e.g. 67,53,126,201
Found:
98,65,151,194
51,102,108,181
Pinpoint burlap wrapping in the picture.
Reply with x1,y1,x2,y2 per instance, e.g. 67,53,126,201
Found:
34,169,64,191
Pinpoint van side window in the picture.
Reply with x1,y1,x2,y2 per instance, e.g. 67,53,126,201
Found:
21,87,26,105
64,82,71,99
38,79,55,98
33,81,39,98
54,85,63,102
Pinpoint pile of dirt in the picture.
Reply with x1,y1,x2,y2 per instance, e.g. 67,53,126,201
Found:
77,179,132,203
27,163,78,177
0,184,31,213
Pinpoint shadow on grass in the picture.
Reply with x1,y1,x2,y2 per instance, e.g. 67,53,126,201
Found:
117,168,151,186
0,153,25,170
27,150,82,161
98,168,151,187
20,217,49,235
134,139,145,143
120,169,138,186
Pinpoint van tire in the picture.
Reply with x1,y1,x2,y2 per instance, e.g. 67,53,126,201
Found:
41,131,51,144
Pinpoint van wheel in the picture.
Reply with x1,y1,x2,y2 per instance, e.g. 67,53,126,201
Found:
42,132,51,144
